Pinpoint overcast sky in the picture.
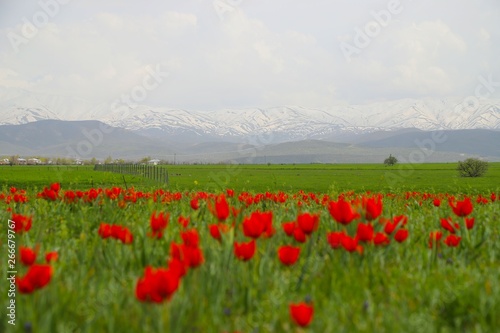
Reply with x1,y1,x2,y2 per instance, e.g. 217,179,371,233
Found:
0,0,499,112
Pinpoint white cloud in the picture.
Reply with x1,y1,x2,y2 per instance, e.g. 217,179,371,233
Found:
0,0,498,113
0,68,32,89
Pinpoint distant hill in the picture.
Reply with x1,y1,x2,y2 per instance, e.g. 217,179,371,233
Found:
1,91,499,145
353,129,500,158
0,120,175,160
226,140,489,164
0,120,498,162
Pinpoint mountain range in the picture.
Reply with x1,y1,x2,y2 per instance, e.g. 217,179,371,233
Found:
0,89,499,162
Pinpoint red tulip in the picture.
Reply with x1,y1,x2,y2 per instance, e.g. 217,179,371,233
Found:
428,231,443,248
27,265,53,289
170,243,189,275
17,264,53,294
341,235,359,252
106,224,134,244
190,198,200,210
440,218,459,234
45,251,59,263
117,227,134,244
384,221,397,235
181,229,200,248
297,213,319,235
64,190,77,203
150,212,169,238
328,199,360,225
98,223,112,238
394,229,409,243
38,187,58,201
178,216,190,228
277,245,300,266
172,230,204,269
327,231,345,249
293,227,307,243
233,240,256,261
208,224,221,241
13,193,28,203
260,211,275,238
476,195,488,205
373,232,390,246
214,194,230,221
433,198,441,207
393,215,408,226
363,195,383,221
356,223,374,242
444,234,461,247
20,246,37,266
449,197,473,217
465,217,475,230
289,302,314,327
242,211,267,239
11,213,32,233
282,222,296,236
50,182,61,192
135,266,181,303
167,258,187,278
182,246,204,268
383,215,408,236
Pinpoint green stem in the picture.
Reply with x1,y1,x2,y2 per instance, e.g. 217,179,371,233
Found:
295,233,315,291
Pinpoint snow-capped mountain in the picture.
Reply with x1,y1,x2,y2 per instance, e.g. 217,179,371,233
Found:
1,88,499,143
0,107,61,124
101,105,354,142
97,99,500,142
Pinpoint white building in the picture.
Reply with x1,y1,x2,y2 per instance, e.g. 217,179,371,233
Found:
28,158,42,165
148,159,161,166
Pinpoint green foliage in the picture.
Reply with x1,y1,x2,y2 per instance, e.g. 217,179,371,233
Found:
457,158,489,177
1,188,500,332
384,154,398,166
2,163,500,193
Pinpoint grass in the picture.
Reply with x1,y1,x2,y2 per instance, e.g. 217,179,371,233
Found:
0,165,155,190
1,186,499,332
1,162,499,332
166,162,500,193
2,163,499,193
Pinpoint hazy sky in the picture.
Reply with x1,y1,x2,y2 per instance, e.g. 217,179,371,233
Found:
0,0,499,111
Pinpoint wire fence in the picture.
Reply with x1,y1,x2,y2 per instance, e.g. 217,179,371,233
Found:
94,164,169,185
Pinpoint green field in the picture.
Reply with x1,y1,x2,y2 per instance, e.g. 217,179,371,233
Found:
2,163,500,193
1,163,500,332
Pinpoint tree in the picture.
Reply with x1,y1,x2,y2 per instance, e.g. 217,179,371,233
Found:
10,155,19,165
384,154,398,166
457,158,488,177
